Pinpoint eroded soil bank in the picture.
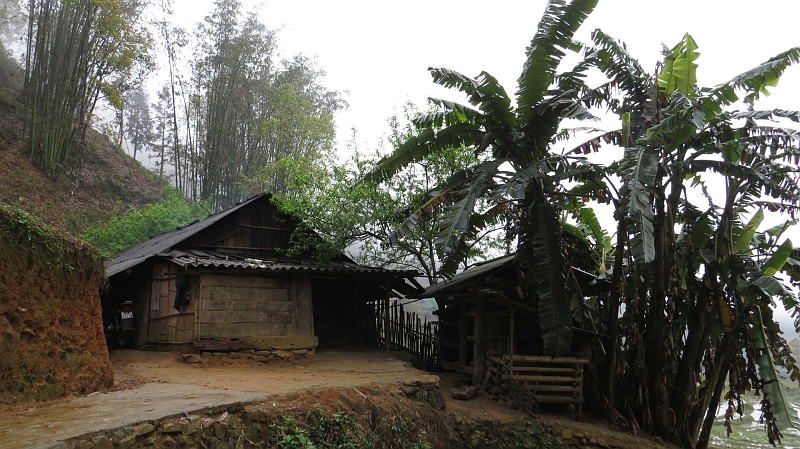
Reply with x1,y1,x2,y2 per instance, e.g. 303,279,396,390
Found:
0,205,111,405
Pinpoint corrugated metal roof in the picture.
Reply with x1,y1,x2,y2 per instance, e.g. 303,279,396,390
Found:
105,195,264,277
160,249,419,277
420,254,515,298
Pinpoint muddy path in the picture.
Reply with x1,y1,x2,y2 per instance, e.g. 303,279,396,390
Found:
0,348,436,449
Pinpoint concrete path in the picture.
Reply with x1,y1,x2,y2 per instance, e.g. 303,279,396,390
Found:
0,383,266,449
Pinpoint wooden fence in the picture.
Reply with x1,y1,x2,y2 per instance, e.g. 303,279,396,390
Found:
375,299,439,370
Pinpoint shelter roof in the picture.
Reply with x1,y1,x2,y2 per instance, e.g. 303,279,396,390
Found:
105,195,263,277
105,194,422,294
420,254,514,299
419,253,610,299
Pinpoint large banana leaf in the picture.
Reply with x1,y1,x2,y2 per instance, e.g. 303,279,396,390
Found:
751,307,797,431
620,146,659,264
687,160,794,202
362,122,484,183
658,33,700,98
734,208,764,253
439,203,509,278
710,47,800,106
382,166,478,246
530,203,572,356
588,29,649,106
516,0,598,126
763,240,793,276
428,68,515,132
415,98,484,129
434,160,501,256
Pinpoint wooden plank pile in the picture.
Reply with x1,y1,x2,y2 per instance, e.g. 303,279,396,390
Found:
487,354,587,419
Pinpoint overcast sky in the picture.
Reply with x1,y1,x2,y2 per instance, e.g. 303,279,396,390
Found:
171,0,800,153
168,0,800,336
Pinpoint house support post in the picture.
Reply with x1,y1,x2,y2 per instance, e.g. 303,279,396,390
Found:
473,301,485,386
384,281,391,352
509,308,514,376
459,301,468,366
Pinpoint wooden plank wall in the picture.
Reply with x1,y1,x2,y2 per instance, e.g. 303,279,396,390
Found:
147,263,198,344
197,274,314,339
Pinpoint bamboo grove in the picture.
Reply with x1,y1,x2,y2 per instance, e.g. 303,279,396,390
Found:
19,0,344,212
22,0,150,172
149,0,344,212
366,1,800,448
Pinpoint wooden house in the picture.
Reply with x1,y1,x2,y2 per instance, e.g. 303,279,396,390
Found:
103,194,421,353
420,254,608,415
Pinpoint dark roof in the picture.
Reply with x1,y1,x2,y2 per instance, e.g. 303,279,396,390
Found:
105,195,423,291
420,254,514,298
161,248,419,277
419,253,611,299
105,195,265,277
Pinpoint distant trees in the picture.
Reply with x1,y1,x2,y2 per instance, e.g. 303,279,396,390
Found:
21,0,152,171
115,0,341,211
123,87,153,161
13,0,341,214
151,84,175,179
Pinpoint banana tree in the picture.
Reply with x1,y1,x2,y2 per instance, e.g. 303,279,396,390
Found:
364,0,608,357
588,29,800,448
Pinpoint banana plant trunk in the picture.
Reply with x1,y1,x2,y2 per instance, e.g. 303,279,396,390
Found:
516,183,572,357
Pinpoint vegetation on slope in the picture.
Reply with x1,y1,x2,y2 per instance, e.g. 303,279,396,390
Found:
0,85,165,234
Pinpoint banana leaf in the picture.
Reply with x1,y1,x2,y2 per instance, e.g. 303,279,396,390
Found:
751,307,797,431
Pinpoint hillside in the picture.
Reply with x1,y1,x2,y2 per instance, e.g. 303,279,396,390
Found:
0,85,164,234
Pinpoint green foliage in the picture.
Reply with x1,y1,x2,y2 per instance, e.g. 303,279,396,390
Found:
265,406,434,449
80,187,209,256
584,29,800,448
22,0,152,171
188,1,345,211
241,104,501,283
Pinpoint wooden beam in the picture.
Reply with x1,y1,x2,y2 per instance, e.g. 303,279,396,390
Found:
509,309,514,376
233,224,292,231
192,245,277,251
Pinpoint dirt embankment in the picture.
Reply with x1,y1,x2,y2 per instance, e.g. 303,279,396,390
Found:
0,204,112,404
28,350,678,449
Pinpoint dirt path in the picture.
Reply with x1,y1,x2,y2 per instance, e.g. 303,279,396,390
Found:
0,348,436,449
110,347,437,394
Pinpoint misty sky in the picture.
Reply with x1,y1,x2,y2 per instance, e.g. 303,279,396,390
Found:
170,0,800,152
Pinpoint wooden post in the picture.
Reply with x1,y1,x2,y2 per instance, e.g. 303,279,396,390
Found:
473,301,485,386
509,308,515,376
459,301,468,366
384,282,391,352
